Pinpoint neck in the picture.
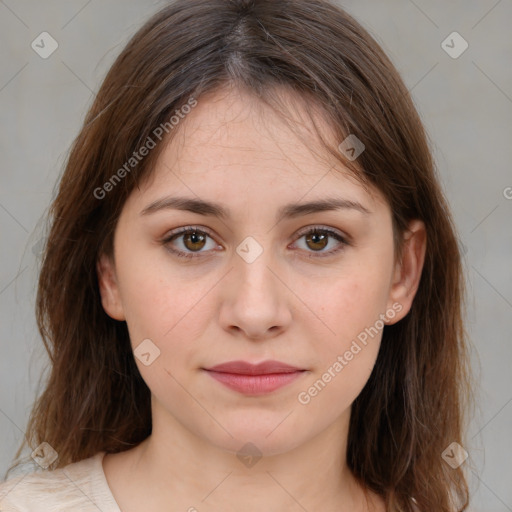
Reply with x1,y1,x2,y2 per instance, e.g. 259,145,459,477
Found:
109,399,378,512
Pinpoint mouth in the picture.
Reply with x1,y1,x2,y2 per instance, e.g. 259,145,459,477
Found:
202,360,307,395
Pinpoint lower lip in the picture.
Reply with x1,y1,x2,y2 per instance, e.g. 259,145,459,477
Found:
204,370,304,395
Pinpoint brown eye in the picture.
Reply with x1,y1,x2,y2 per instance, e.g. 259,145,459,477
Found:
162,227,218,260
293,226,348,258
305,231,329,251
181,231,207,252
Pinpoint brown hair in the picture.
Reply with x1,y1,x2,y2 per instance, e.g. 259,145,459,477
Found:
8,0,474,510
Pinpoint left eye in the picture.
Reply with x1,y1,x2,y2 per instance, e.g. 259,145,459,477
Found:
292,227,348,257
162,226,348,260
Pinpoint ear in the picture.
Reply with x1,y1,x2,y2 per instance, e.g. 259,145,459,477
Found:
386,219,427,324
96,253,126,321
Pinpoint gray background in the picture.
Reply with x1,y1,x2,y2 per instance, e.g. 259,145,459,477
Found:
0,0,511,510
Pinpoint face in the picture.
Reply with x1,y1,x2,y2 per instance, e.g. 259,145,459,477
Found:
97,86,425,457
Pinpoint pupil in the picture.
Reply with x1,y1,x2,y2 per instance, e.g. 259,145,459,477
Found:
307,232,327,251
187,232,205,250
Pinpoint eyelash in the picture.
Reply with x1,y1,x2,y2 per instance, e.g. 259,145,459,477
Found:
161,225,349,261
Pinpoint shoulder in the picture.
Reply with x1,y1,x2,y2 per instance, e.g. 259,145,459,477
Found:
0,451,119,512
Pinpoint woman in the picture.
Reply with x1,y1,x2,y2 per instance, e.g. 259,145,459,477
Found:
0,0,473,510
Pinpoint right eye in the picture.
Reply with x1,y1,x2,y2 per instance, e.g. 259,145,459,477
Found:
161,226,220,260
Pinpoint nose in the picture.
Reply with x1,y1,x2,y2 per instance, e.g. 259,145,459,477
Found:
218,241,293,341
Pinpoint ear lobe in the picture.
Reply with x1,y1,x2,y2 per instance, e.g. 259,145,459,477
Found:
386,220,427,324
96,253,126,321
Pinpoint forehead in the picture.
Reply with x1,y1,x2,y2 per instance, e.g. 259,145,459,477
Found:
135,86,388,214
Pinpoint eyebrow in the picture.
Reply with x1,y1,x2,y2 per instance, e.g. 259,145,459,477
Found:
140,195,371,221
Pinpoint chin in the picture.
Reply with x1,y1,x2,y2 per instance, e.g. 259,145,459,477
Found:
204,422,307,458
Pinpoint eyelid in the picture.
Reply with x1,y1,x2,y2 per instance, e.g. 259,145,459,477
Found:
293,224,350,243
161,225,216,241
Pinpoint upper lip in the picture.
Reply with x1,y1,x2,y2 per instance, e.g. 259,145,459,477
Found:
204,360,304,375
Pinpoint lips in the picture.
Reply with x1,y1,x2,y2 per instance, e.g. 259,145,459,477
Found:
204,360,304,375
202,360,306,395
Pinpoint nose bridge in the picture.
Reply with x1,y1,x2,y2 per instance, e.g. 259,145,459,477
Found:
234,234,279,297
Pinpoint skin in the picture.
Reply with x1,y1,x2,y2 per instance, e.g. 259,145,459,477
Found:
97,85,426,512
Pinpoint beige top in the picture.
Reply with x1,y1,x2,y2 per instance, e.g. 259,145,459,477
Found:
0,452,425,511
0,451,121,512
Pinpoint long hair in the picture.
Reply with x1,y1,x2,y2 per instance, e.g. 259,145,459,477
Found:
7,1,474,510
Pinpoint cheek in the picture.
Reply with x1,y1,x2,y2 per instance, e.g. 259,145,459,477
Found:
297,251,394,409
296,274,387,413
296,345,378,423
115,251,218,359
115,259,217,399
305,262,392,353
